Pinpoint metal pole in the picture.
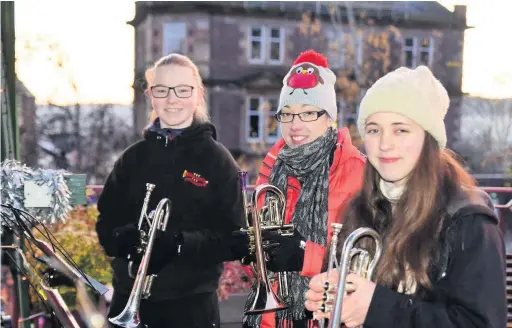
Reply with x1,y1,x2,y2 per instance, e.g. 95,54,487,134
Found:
1,2,30,327
1,1,20,161
12,235,31,328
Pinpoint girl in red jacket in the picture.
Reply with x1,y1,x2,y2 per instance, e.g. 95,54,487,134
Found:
241,50,366,328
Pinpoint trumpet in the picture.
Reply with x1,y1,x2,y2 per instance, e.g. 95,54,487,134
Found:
238,171,293,314
109,183,171,328
319,224,382,328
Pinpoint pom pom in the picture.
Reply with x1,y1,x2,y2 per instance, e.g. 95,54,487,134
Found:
293,50,329,67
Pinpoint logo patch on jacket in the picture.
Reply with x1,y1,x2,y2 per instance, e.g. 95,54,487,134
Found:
183,170,208,187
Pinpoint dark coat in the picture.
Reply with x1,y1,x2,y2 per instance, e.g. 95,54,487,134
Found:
95,121,245,301
365,187,506,328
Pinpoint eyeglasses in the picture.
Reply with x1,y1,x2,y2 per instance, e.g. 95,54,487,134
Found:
275,110,327,123
150,85,194,98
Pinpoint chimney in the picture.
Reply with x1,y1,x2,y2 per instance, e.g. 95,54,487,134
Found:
454,5,467,25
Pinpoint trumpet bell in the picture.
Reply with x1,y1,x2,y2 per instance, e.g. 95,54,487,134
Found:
245,279,288,314
108,309,143,328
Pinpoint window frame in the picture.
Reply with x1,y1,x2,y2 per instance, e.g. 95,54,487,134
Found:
162,22,187,55
247,26,285,65
268,27,285,65
248,26,265,64
403,36,434,68
245,96,281,143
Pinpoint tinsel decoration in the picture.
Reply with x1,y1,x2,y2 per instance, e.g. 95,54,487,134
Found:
1,159,73,226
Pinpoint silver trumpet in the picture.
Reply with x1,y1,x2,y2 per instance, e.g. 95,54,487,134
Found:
318,224,382,328
108,183,171,328
238,171,293,314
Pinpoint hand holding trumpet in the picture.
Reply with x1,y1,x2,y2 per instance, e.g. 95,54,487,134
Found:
305,270,376,328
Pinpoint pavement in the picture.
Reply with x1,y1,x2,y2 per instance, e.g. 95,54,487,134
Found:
219,293,248,327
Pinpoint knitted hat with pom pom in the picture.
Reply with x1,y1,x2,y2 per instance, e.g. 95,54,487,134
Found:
278,50,338,119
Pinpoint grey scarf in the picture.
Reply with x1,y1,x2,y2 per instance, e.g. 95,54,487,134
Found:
244,128,338,327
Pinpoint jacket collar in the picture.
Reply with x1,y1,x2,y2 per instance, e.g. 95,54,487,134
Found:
266,127,366,174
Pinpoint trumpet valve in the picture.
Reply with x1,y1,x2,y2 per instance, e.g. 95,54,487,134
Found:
138,240,148,253
280,229,294,237
323,281,337,293
248,232,256,254
319,301,332,313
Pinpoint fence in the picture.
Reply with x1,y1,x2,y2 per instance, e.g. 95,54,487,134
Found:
481,187,512,326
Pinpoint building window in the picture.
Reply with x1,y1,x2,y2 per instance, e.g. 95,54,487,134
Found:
326,30,344,68
403,37,434,68
248,27,284,64
249,27,264,62
419,38,433,66
246,96,280,143
244,2,287,11
269,28,284,63
163,22,187,55
404,37,416,68
325,30,363,68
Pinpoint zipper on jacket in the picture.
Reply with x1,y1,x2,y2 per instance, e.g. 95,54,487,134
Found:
165,137,169,147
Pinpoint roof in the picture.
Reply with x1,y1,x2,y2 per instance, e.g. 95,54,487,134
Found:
127,1,468,29
15,77,35,98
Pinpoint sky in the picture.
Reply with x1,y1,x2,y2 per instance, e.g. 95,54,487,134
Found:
13,0,512,105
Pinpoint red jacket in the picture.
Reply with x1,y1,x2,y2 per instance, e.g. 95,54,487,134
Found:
255,128,366,327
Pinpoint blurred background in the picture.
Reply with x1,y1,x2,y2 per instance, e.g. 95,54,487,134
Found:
1,1,511,327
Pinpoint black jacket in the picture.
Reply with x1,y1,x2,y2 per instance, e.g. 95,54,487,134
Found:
364,187,507,328
95,122,244,301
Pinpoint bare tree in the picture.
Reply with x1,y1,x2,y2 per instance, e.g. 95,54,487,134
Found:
300,2,402,148
457,97,512,173
17,36,132,183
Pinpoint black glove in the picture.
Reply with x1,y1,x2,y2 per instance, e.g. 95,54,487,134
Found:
262,231,306,272
224,230,280,264
139,230,181,275
112,223,139,258
224,230,251,262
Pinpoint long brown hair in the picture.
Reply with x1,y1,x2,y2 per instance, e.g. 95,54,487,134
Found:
334,133,474,291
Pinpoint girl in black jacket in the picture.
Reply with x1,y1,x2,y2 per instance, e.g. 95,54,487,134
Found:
95,53,245,327
305,66,506,328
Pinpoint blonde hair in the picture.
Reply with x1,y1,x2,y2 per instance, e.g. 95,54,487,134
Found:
145,53,209,125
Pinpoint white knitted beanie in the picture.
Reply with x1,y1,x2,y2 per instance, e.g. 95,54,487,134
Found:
357,66,450,149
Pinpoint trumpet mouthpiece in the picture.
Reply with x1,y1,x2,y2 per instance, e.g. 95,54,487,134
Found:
238,171,248,190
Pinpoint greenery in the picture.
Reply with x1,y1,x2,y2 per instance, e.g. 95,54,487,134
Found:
27,204,113,310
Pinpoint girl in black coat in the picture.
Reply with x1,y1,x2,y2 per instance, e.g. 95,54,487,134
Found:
95,53,245,328
305,66,506,328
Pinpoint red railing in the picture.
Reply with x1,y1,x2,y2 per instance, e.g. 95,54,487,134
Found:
87,185,511,208
480,187,512,209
